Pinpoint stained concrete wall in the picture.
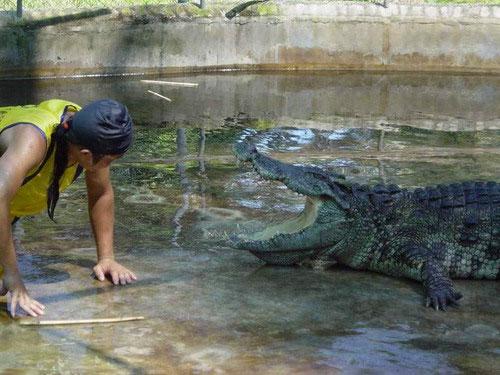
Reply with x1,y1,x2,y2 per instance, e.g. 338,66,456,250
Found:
0,1,499,78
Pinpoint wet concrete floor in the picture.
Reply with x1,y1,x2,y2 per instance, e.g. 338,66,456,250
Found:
0,72,499,373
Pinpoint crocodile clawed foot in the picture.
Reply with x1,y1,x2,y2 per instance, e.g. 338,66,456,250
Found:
425,287,463,311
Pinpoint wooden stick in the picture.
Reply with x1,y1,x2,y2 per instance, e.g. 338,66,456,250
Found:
19,316,145,326
141,79,198,87
147,90,172,102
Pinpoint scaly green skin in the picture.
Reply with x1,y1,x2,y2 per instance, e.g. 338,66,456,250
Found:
231,141,500,311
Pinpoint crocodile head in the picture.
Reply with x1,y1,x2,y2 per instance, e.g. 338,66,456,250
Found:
230,141,352,265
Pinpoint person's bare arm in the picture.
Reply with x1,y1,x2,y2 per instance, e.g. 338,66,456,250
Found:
86,166,136,285
0,125,47,316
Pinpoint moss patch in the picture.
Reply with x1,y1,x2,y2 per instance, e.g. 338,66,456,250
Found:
256,2,280,17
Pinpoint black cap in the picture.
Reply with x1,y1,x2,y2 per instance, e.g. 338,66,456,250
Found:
67,99,133,155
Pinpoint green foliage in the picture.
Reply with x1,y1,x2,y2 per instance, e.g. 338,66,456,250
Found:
427,0,500,3
5,0,500,14
256,2,279,16
19,0,176,10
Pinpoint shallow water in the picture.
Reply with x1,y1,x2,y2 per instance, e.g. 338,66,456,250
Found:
0,72,499,373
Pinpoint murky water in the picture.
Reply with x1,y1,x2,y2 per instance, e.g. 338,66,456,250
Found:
1,73,499,373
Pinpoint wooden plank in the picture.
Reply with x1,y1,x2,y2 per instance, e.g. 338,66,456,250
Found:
19,316,145,326
147,90,172,102
141,80,198,87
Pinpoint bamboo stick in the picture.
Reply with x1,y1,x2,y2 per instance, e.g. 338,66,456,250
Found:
147,90,172,102
19,316,145,326
141,79,198,87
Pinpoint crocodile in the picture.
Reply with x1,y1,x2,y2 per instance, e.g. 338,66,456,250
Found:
230,141,500,311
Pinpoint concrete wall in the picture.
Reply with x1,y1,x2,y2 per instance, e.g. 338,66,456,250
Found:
0,1,499,78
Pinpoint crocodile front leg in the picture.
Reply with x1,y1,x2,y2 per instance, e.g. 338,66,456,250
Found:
423,258,463,311
370,243,464,311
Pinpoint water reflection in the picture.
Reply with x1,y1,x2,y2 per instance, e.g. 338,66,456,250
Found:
1,73,499,373
172,128,190,247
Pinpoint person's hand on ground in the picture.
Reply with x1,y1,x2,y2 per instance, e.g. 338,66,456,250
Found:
93,259,137,285
1,270,45,317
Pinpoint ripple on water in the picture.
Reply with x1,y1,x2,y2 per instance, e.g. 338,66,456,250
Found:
113,346,154,356
124,192,166,204
186,347,234,372
197,207,246,221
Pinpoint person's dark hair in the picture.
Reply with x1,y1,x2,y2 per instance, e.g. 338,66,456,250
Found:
46,120,82,221
46,100,133,221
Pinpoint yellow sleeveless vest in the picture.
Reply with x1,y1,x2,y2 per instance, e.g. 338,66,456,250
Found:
0,99,82,217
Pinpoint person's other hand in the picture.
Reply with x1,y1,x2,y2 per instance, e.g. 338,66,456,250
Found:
2,270,45,317
93,259,137,285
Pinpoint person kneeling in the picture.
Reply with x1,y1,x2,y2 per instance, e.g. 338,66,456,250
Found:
0,99,137,317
